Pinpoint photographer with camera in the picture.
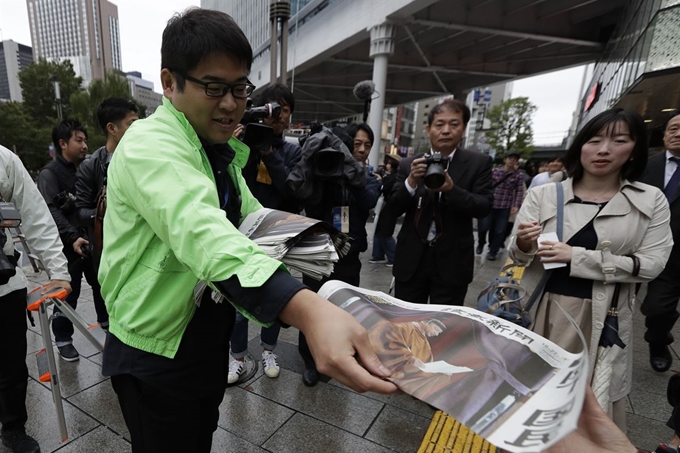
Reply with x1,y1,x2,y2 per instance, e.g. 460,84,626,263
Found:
0,144,71,453
74,98,139,331
389,99,493,306
227,83,302,385
291,122,382,386
37,119,105,362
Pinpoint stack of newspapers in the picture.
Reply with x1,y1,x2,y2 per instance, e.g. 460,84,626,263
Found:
238,208,351,280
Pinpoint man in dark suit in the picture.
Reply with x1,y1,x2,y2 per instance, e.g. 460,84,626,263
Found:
640,109,680,372
389,99,493,306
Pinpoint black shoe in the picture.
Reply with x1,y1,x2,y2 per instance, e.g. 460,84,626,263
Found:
1,430,41,453
476,245,483,255
302,368,319,387
650,343,673,373
57,344,79,362
487,252,497,261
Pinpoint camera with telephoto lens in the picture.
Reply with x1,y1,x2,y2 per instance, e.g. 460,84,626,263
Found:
423,152,450,190
240,100,282,154
0,202,21,285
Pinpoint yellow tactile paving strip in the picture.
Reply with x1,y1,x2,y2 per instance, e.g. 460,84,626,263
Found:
417,259,522,453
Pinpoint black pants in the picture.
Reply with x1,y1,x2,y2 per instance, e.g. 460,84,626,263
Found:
53,255,108,344
641,269,680,346
111,374,225,453
395,247,468,306
0,288,29,435
299,254,361,370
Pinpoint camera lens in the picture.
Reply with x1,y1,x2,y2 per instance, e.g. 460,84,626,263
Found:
424,164,446,189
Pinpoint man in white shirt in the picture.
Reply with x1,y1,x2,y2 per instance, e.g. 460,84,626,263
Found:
528,157,564,190
640,109,680,373
0,145,71,453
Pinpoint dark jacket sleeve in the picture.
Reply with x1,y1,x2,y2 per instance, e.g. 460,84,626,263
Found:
349,173,381,211
37,168,80,246
388,156,417,218
75,157,97,226
214,269,306,324
261,142,302,199
442,154,493,218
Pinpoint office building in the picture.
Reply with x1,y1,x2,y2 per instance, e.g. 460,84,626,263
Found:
126,71,162,115
26,0,122,84
0,40,33,102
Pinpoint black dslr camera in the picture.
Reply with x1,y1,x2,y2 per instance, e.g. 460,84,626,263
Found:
423,153,450,190
0,202,21,285
240,100,282,154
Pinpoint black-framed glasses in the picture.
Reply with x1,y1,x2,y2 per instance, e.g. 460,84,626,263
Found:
174,71,255,99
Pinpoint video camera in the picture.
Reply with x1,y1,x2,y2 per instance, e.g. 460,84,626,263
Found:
240,100,281,154
423,152,449,190
0,202,21,284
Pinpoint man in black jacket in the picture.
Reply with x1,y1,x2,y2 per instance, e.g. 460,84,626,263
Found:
227,84,302,385
37,119,106,362
639,109,680,372
389,99,493,306
370,154,400,266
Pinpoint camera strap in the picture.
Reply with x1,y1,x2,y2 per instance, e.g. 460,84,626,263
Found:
414,190,443,245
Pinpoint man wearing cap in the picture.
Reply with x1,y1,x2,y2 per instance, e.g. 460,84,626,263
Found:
477,152,525,260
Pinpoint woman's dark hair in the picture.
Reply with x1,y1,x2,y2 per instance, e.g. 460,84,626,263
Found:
97,97,139,135
346,123,375,145
258,83,295,113
161,8,253,91
52,118,87,154
564,108,648,182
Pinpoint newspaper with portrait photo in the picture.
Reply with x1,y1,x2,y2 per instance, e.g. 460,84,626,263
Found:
238,208,351,280
318,280,589,453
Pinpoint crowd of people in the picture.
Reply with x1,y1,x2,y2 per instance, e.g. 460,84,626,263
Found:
1,6,680,453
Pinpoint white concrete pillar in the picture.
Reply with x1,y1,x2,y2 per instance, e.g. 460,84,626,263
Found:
367,22,395,170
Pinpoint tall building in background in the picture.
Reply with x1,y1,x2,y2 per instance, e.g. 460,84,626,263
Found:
0,40,33,102
26,0,122,85
126,71,162,115
201,0,313,50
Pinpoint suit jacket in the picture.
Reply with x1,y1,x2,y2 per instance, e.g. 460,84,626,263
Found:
389,148,493,285
639,152,680,273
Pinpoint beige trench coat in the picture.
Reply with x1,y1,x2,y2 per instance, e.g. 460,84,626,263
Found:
509,178,673,401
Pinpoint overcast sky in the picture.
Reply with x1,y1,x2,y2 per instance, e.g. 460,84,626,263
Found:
0,0,587,144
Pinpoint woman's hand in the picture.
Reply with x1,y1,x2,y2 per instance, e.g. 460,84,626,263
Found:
536,240,573,263
516,221,542,252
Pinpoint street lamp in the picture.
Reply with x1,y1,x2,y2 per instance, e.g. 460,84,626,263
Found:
51,75,63,121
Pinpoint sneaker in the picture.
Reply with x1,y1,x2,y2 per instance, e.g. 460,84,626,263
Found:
262,350,280,378
57,344,79,362
385,263,394,268
368,258,387,264
227,359,246,384
1,429,41,453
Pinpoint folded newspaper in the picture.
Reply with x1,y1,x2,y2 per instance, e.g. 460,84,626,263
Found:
318,281,589,453
238,208,351,280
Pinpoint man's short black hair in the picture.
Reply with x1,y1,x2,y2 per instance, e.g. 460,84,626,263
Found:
97,97,139,136
565,108,648,183
427,99,471,126
161,8,253,92
52,118,87,154
258,83,295,113
663,109,680,131
346,123,375,146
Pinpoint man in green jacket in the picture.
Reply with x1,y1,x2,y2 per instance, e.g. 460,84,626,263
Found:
98,8,396,452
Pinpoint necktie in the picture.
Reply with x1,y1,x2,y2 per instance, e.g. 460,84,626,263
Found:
664,156,680,200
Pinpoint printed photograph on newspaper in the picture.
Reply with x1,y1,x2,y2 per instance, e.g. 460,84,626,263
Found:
318,281,589,453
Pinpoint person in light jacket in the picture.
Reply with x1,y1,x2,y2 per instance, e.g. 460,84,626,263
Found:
509,108,673,430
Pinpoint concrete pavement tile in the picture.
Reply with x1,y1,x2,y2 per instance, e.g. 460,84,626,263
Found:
276,326,299,345
211,427,267,453
626,413,674,451
631,353,672,396
628,388,672,422
263,413,392,453
11,380,99,453
70,331,105,358
26,345,107,398
67,380,129,440
51,426,130,453
365,404,431,453
249,369,384,436
86,352,103,366
26,329,46,355
327,380,435,419
218,386,295,445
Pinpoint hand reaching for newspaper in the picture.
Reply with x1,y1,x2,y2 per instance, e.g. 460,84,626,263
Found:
542,387,637,453
279,289,399,394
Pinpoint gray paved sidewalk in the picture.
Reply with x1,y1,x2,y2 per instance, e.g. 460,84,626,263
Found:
1,222,676,452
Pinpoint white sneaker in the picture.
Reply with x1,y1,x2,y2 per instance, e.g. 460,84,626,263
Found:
227,360,246,384
262,350,280,378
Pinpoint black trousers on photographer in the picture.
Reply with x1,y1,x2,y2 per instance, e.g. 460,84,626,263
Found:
52,251,108,345
298,254,361,369
0,288,29,435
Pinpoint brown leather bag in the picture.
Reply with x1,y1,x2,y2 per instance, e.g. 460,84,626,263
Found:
93,182,107,256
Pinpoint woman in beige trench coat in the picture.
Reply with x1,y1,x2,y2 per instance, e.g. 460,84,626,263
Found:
509,109,673,430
